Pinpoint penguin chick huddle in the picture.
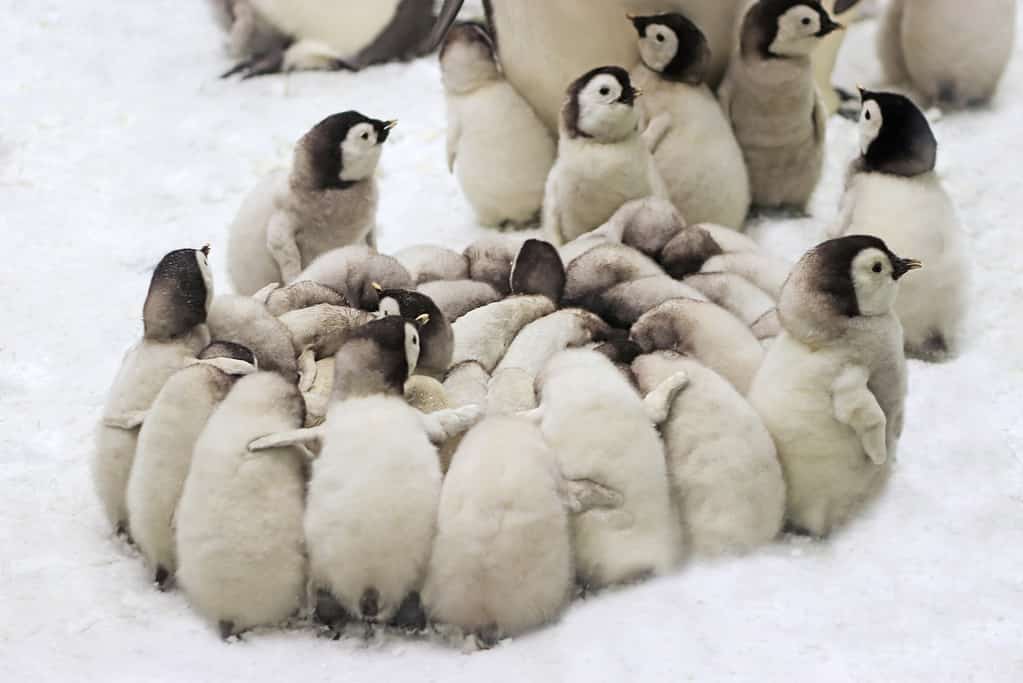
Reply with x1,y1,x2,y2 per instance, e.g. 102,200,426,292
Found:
95,175,931,647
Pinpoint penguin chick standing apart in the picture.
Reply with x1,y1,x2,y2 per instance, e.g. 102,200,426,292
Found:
228,112,396,296
748,236,921,538
94,246,213,536
878,0,1016,109
833,89,969,361
126,342,257,589
543,66,669,246
719,0,842,212
630,13,751,230
441,22,556,228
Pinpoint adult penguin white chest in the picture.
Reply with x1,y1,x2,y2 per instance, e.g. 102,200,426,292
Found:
93,246,214,537
630,13,751,229
719,0,841,212
833,89,970,361
174,371,308,639
126,343,258,589
543,66,669,245
533,349,683,588
748,236,922,538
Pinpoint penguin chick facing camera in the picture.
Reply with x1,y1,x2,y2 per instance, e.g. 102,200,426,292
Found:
543,66,670,246
832,89,970,361
719,0,842,212
748,235,921,538
440,21,556,229
227,112,396,296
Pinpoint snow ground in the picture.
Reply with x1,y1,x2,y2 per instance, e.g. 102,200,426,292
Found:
2,1,1021,680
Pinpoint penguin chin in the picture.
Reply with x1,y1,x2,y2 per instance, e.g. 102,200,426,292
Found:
339,145,383,184
578,105,638,143
440,43,499,94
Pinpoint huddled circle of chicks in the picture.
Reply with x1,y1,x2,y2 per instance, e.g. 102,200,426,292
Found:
94,0,1011,648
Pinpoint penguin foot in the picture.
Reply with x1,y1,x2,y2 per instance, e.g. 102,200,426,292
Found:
783,521,824,540
389,592,427,633
218,620,236,641
221,48,285,79
473,624,501,650
154,565,172,591
907,333,955,363
313,590,351,633
114,522,133,545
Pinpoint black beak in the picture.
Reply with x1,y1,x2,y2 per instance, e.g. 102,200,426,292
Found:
628,14,646,34
375,119,397,143
619,86,641,105
200,244,211,257
892,258,923,280
419,0,467,55
817,15,844,37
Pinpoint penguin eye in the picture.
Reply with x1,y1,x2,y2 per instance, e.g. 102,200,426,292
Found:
656,33,665,43
599,86,610,96
801,17,812,26
872,262,883,273
865,111,871,121
361,132,369,141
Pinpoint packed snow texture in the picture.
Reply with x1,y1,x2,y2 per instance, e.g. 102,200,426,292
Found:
2,1,1021,680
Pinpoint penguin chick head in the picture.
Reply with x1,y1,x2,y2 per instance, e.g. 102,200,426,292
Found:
743,0,842,59
143,245,213,340
439,21,499,94
332,317,422,400
295,111,397,190
563,66,641,141
376,288,452,373
631,13,711,85
858,89,937,177
780,236,922,342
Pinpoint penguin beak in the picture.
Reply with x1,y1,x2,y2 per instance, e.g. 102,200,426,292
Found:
892,258,923,280
384,120,398,131
817,15,844,37
627,13,645,33
200,244,211,257
619,86,642,105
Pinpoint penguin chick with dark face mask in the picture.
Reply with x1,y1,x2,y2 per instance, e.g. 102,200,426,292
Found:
94,246,213,537
719,0,842,212
441,22,556,229
376,288,454,377
228,112,396,296
543,66,669,246
748,236,922,538
629,13,751,230
248,317,481,634
832,90,969,361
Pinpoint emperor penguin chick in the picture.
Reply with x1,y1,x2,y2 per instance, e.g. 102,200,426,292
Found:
227,112,396,295
298,245,413,310
748,236,921,537
543,66,669,245
533,349,683,588
719,0,842,211
835,90,970,361
94,246,213,536
878,0,1016,109
175,371,308,639
633,352,785,556
630,13,751,229
126,342,257,588
441,22,556,228
377,288,453,376
423,417,573,647
207,294,298,382
417,279,501,322
393,245,469,285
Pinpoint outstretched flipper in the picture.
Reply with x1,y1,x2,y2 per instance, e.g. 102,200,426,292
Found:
103,411,147,430
832,365,888,465
560,479,624,514
642,371,689,425
247,426,324,461
420,405,484,444
252,282,281,304
266,212,303,285
297,348,317,393
446,116,461,173
641,112,672,154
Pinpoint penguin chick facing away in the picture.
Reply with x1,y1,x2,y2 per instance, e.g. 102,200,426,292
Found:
417,279,501,322
227,112,396,296
834,89,969,361
298,245,413,311
220,0,443,78
630,13,751,230
441,22,556,228
748,236,921,538
719,0,842,212
248,318,479,631
94,246,213,536
377,288,453,377
423,417,573,647
255,280,347,316
878,0,1016,109
393,244,469,285
532,349,683,589
207,294,298,383
127,342,257,589
633,352,785,556
175,371,308,639
544,66,669,246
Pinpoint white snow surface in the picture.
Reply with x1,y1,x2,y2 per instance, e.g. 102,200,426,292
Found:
2,2,1022,680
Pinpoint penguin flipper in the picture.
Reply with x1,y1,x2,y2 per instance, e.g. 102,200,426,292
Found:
266,211,302,284
446,114,461,173
247,426,324,457
560,478,624,514
297,349,318,393
641,112,672,154
252,282,281,304
642,371,689,425
831,365,888,465
103,411,147,430
542,174,565,246
876,0,910,88
421,404,484,444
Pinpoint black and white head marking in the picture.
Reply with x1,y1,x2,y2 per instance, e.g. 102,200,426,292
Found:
439,20,495,62
858,89,937,177
439,21,499,92
142,245,212,340
375,288,445,356
336,317,420,398
563,66,641,140
799,235,921,318
631,13,711,85
741,0,841,59
300,111,397,190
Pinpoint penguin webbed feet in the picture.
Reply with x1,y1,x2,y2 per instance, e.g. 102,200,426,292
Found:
313,590,351,639
154,565,172,591
221,47,286,79
388,592,428,634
